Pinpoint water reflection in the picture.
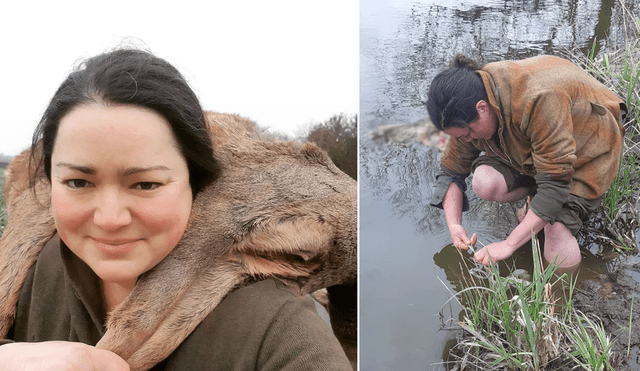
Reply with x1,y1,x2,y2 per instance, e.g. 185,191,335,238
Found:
360,136,523,240
360,0,638,369
360,141,445,235
360,0,637,124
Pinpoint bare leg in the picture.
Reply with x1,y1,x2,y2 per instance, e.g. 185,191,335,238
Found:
472,165,540,266
472,165,530,202
543,222,581,268
543,239,581,309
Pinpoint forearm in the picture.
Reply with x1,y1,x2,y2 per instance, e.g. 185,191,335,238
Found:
505,208,547,248
0,341,129,371
443,182,477,249
430,164,470,212
442,182,464,228
508,173,568,247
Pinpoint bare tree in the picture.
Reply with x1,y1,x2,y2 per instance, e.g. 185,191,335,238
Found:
306,114,357,180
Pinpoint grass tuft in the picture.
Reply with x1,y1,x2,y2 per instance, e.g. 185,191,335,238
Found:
564,311,614,371
440,234,617,370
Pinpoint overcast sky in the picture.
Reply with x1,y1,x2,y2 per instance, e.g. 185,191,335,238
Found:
1,1,358,156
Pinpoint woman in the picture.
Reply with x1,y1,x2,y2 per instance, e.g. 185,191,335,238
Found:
428,54,625,269
0,48,352,370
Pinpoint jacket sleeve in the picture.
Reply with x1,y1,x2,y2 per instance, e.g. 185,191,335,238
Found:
430,164,470,212
522,91,576,222
530,173,571,223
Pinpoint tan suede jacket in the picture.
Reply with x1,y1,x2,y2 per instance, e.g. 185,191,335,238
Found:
434,55,625,222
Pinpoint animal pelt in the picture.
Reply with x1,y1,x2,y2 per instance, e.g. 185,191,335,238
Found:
0,112,357,371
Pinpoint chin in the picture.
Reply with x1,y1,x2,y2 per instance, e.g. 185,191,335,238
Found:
91,259,144,286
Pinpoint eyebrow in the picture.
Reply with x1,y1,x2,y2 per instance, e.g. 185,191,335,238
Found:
56,162,96,175
122,165,171,177
56,162,171,176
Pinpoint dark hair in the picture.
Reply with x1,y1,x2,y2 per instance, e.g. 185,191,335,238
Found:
426,54,487,130
30,48,219,196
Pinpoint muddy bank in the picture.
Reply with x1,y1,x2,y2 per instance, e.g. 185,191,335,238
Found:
573,255,640,371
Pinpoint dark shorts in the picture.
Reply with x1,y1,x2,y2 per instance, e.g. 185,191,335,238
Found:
471,156,601,236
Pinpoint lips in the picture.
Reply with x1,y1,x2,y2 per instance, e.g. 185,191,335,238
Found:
92,237,141,256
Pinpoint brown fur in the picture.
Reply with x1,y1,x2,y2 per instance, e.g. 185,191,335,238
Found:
0,112,357,370
3,146,37,217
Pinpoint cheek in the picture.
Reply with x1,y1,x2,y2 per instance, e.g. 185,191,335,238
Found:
51,186,91,240
140,188,192,247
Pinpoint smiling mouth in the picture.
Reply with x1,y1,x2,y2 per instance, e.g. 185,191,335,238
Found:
93,238,140,245
92,237,141,255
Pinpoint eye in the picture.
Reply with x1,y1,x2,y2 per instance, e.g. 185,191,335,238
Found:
133,182,161,190
64,179,91,189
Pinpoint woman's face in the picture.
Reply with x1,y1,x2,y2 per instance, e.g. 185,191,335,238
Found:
443,100,498,142
51,103,193,287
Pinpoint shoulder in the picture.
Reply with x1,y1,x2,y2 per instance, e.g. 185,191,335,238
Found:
161,278,352,371
483,55,576,74
204,278,320,339
480,56,581,91
217,277,303,313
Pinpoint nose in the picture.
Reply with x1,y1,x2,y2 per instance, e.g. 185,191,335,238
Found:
93,187,132,231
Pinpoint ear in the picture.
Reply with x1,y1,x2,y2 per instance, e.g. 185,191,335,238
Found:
475,100,489,114
229,218,333,278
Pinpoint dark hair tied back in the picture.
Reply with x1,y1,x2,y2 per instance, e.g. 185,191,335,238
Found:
449,54,482,70
426,54,487,130
30,48,220,196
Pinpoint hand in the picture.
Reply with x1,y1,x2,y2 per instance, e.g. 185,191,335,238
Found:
449,224,477,251
474,240,518,266
0,341,129,371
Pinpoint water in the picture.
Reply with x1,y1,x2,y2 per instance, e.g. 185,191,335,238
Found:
359,0,639,370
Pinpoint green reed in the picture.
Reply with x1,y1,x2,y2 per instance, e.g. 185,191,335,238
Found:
564,311,614,371
440,234,615,370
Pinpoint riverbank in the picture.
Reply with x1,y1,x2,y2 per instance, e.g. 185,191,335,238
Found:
560,2,640,255
564,9,640,368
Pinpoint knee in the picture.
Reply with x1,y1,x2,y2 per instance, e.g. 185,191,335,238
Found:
472,165,505,200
